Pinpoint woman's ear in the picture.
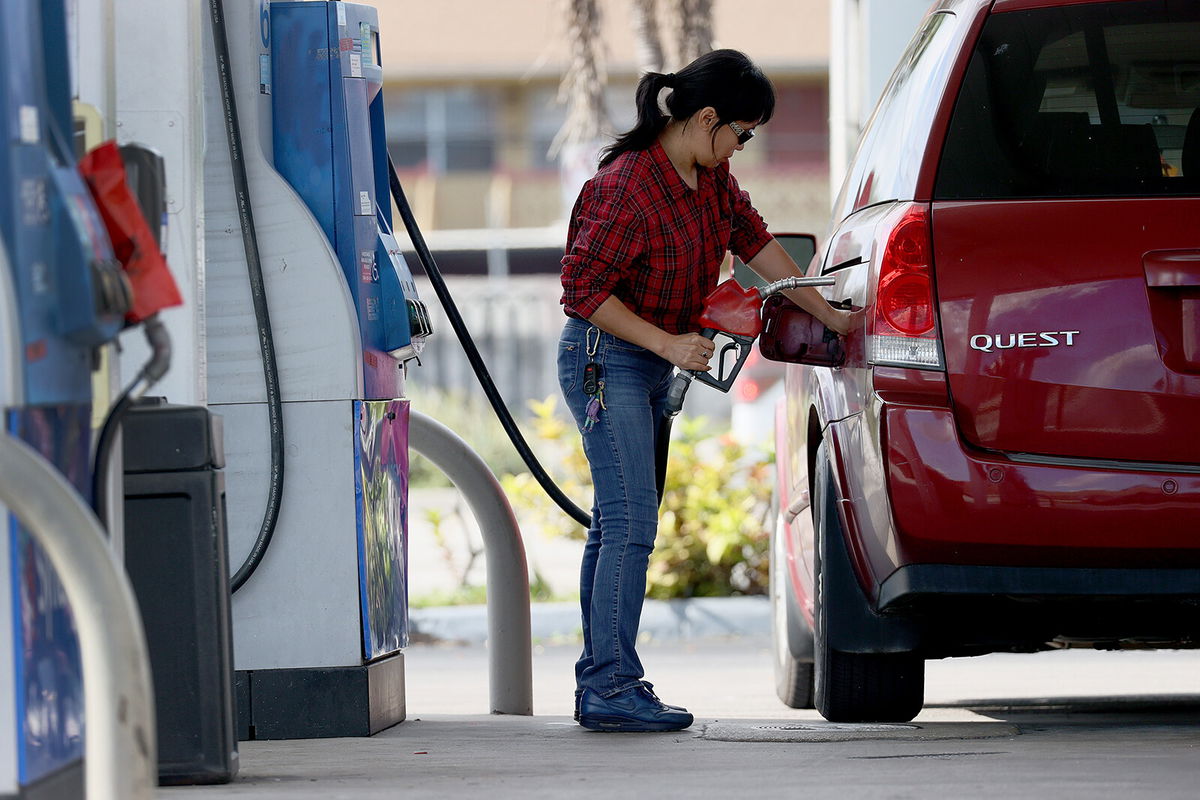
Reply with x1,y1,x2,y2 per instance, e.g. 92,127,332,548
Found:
697,106,719,130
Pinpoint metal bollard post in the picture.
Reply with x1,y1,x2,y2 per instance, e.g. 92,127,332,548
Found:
409,411,533,715
0,432,157,800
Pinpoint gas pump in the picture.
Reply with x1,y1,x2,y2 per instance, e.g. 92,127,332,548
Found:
271,1,431,380
0,1,130,794
204,0,429,739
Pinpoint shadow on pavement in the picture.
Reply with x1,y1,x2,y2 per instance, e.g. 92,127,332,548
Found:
930,694,1200,725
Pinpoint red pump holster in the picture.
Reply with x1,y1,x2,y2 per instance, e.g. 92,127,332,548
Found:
78,141,182,324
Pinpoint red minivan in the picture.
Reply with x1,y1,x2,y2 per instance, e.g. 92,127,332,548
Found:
765,0,1200,722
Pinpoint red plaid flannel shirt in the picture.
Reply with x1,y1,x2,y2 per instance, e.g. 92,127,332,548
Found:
560,141,774,335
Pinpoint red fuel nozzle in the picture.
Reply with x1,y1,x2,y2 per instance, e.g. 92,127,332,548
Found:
697,279,765,338
663,275,838,418
697,276,837,339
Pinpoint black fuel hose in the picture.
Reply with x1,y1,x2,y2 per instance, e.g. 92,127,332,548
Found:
209,0,285,593
91,315,172,531
386,155,596,528
655,419,670,505
91,386,133,531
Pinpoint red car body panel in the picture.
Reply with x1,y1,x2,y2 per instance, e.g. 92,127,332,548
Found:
933,198,1200,463
773,0,1200,651
913,1,992,201
774,402,815,621
887,406,1200,567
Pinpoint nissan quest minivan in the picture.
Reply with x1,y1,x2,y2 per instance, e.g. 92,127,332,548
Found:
764,0,1200,722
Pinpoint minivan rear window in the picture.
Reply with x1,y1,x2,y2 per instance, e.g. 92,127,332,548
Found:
935,1,1200,199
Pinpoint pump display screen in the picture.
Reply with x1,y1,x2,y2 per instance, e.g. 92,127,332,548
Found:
359,22,379,67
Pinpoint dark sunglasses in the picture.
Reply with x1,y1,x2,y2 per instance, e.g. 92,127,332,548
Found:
728,121,755,145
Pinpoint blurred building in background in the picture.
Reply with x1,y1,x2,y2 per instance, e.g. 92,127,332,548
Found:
376,0,833,271
367,0,932,426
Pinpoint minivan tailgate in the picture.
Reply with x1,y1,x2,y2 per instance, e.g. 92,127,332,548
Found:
932,199,1200,465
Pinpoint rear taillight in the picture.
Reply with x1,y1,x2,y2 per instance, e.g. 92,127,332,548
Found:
868,203,942,369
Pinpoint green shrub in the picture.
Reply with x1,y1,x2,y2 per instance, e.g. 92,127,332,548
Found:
500,397,775,598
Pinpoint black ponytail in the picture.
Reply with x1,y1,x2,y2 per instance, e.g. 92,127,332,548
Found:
598,72,675,169
598,49,775,169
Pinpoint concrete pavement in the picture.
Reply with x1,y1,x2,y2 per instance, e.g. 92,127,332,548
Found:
210,705,1195,800
159,641,1200,799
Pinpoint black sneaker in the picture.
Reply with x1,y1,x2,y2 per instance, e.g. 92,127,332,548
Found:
575,681,686,722
578,685,693,732
640,681,689,713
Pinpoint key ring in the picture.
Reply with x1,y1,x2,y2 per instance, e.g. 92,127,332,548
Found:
582,326,605,431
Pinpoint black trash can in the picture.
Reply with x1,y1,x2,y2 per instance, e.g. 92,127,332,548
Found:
123,398,238,785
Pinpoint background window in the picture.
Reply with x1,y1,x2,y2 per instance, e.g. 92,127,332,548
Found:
386,87,497,173
526,83,638,171
766,83,829,171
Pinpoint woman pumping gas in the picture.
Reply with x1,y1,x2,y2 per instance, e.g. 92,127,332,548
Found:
558,49,851,733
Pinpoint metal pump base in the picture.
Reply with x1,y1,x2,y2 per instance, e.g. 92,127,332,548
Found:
234,654,405,740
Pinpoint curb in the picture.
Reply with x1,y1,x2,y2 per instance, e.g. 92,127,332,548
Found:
410,595,770,645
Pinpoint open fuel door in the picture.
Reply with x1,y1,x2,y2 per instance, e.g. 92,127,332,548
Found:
756,234,846,368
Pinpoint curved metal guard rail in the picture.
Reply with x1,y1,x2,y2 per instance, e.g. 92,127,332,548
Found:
0,432,157,799
409,411,533,715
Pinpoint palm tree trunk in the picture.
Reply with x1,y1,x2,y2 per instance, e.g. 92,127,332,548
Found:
552,0,608,156
665,0,713,67
631,0,665,74
554,0,609,215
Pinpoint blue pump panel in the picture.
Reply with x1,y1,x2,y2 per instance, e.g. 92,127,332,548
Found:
0,2,127,790
6,408,88,786
0,3,123,408
271,2,428,401
353,399,409,659
378,230,425,362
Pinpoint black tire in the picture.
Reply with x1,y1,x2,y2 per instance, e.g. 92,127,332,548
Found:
812,441,924,722
770,491,815,708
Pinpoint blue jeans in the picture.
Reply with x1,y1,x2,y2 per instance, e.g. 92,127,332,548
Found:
558,318,674,697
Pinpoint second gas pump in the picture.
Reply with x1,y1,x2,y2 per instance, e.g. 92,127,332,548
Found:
205,0,430,738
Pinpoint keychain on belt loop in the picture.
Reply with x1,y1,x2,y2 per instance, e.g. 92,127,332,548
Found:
583,326,605,430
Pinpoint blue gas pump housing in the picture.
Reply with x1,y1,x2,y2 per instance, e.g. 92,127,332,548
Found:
0,3,126,406
0,1,128,793
270,1,430,400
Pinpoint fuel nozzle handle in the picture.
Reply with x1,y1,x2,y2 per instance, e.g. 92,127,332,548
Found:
663,276,837,419
664,371,694,419
664,327,718,419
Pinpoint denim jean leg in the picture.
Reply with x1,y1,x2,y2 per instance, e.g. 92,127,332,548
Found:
574,501,601,686
581,405,656,693
558,320,671,697
559,321,599,687
649,366,673,449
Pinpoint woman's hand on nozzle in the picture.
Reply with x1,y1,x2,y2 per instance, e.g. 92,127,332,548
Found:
826,308,857,337
660,332,715,371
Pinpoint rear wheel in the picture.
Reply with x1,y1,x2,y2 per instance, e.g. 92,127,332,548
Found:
770,493,814,708
811,442,924,722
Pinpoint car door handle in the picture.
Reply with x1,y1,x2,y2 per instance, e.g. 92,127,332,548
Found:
1143,249,1200,288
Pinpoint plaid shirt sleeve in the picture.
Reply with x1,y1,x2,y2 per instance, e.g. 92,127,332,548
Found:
560,179,645,320
725,168,774,264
